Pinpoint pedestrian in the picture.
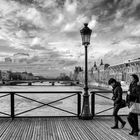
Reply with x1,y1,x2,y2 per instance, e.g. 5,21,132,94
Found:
127,74,139,136
108,78,126,129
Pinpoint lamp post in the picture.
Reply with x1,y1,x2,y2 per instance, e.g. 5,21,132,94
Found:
80,23,93,120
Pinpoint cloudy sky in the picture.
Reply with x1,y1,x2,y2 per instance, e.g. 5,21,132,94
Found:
0,0,140,77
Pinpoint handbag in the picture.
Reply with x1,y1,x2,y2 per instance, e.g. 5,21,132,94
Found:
120,99,126,108
129,101,140,114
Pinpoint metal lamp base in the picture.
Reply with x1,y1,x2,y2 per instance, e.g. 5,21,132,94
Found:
79,114,93,120
79,94,93,120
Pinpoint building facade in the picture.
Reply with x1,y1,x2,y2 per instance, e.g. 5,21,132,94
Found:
74,58,140,86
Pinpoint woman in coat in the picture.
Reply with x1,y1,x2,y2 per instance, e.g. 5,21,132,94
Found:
108,78,126,129
127,74,139,136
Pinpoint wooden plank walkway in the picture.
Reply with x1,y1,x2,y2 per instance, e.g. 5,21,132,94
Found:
0,117,139,140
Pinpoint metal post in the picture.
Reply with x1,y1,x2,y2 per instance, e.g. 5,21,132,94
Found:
77,92,81,117
91,92,95,117
80,45,93,120
11,92,15,120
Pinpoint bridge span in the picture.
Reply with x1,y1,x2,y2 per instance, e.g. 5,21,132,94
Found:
2,79,79,86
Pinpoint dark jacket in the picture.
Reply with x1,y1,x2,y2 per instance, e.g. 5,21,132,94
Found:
127,81,138,103
112,82,122,105
136,85,140,103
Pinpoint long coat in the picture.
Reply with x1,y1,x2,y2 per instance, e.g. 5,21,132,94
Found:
127,81,140,103
112,82,123,105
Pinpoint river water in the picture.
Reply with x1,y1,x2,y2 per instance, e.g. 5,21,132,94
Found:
0,82,129,116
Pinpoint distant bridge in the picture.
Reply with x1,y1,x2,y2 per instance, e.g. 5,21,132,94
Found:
3,79,79,86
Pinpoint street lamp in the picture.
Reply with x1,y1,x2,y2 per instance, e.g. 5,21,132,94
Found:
80,23,93,120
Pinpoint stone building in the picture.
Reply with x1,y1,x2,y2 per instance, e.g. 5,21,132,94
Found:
91,58,140,85
90,60,110,84
73,58,140,86
108,58,140,84
73,66,83,81
5,57,12,63
1,71,11,81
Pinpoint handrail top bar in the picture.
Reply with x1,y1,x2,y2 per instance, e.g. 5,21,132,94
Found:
90,90,112,94
90,90,127,94
0,91,82,94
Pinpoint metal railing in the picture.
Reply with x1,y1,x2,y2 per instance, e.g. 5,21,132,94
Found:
0,90,129,119
91,90,127,116
0,91,82,119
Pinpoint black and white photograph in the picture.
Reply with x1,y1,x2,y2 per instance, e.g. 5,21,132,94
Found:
0,0,140,139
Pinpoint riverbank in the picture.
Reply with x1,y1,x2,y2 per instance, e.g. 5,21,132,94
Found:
78,82,111,91
78,81,129,91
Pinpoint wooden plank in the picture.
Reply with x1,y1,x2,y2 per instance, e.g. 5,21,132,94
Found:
0,117,139,140
66,118,95,140
85,118,120,140
58,118,74,140
17,118,32,140
51,118,61,140
73,119,106,140
62,118,76,140
0,118,11,136
23,118,35,140
72,119,105,140
38,118,44,140
9,118,27,140
54,118,66,140
50,118,61,140
46,118,54,140
31,118,41,140
64,119,83,140
96,117,136,140
0,119,22,140
82,117,120,140
41,118,47,140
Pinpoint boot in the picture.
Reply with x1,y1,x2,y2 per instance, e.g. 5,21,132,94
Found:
120,121,126,129
129,130,134,135
111,125,119,129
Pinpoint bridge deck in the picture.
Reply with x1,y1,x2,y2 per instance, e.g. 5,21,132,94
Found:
0,116,139,140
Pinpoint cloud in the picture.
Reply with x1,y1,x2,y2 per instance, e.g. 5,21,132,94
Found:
53,13,64,25
14,52,29,56
0,39,28,55
31,37,41,46
17,7,45,29
30,45,46,50
64,0,77,15
0,0,140,76
58,59,78,66
62,22,76,32
101,46,140,65
130,24,140,36
12,0,34,5
0,0,19,16
88,15,97,29
15,30,28,38
35,0,56,8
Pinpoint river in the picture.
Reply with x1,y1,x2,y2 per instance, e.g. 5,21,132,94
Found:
0,82,129,116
